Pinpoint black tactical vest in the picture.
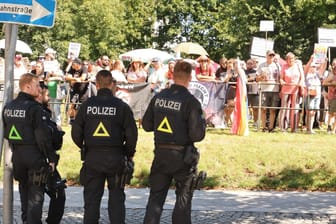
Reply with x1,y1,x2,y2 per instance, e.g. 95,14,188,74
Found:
153,94,190,145
83,96,124,148
3,99,37,145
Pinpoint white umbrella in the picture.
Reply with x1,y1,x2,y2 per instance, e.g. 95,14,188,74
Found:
0,39,33,54
173,42,209,56
119,48,173,63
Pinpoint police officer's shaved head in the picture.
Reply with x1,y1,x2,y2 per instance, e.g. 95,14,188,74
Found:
173,61,192,83
19,73,41,97
95,69,116,89
19,73,39,90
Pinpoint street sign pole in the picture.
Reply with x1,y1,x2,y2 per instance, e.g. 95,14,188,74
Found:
1,23,17,224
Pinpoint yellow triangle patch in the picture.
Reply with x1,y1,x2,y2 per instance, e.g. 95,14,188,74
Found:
9,125,22,140
93,122,110,137
157,116,173,134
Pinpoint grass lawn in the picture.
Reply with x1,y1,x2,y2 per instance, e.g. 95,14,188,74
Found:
60,124,336,191
2,124,336,191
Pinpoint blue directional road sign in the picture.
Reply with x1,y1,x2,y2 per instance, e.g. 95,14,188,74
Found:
0,0,56,28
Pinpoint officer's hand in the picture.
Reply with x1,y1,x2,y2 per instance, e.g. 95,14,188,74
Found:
49,163,55,172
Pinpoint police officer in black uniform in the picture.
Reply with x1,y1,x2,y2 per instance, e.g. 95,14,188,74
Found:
36,84,66,224
142,61,206,224
71,69,138,224
3,73,56,224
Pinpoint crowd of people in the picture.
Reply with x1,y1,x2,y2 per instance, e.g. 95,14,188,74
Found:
7,47,336,135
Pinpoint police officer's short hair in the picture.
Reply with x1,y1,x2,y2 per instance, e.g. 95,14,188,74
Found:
95,70,116,89
173,61,192,81
19,73,38,90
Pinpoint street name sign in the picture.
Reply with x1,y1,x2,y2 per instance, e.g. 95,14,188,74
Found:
0,0,56,28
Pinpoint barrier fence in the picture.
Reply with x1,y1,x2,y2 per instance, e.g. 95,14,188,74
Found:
0,81,334,132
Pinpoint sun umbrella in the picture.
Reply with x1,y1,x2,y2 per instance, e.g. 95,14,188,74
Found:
0,39,33,54
119,48,173,63
173,42,209,56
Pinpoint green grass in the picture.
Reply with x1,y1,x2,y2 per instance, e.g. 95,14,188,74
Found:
2,125,336,191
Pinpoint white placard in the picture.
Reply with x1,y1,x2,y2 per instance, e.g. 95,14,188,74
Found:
250,37,274,57
43,61,58,73
260,20,274,32
68,42,81,59
318,28,336,47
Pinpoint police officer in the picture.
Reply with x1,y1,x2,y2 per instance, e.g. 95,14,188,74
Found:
142,61,206,224
71,69,138,223
3,73,56,224
36,84,66,224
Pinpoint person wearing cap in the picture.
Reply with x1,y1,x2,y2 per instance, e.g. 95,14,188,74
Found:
147,57,167,93
195,55,216,82
71,69,137,223
256,50,281,132
43,48,65,127
279,52,305,133
65,58,90,123
303,55,326,134
126,57,147,83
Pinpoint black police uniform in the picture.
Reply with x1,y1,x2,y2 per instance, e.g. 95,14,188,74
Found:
142,84,206,224
41,104,66,224
3,92,56,224
71,88,138,224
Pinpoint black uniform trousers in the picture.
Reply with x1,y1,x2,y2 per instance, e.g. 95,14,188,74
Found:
46,168,66,224
12,147,47,224
82,149,125,224
143,148,194,224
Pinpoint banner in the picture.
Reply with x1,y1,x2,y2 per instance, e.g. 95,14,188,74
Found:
188,81,227,127
116,83,153,120
115,81,227,126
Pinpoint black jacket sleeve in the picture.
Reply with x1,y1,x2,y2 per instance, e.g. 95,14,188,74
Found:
71,103,85,149
187,97,206,142
142,97,155,132
122,104,138,158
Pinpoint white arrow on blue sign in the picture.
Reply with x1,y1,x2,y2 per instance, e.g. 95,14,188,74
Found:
0,0,56,28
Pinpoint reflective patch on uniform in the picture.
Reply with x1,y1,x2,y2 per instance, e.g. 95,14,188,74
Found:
3,109,25,118
8,125,22,140
154,98,181,111
93,121,110,137
42,116,47,120
157,116,173,134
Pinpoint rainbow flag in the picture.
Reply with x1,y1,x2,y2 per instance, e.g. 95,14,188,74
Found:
231,73,249,136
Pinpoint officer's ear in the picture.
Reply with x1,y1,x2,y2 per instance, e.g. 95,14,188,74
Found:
111,81,117,95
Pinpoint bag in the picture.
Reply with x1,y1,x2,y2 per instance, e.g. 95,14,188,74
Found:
308,88,317,96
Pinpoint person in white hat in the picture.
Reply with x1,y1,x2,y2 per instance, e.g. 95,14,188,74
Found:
126,57,147,83
44,47,65,127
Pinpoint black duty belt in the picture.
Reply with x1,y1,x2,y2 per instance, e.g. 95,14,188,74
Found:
156,144,185,150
